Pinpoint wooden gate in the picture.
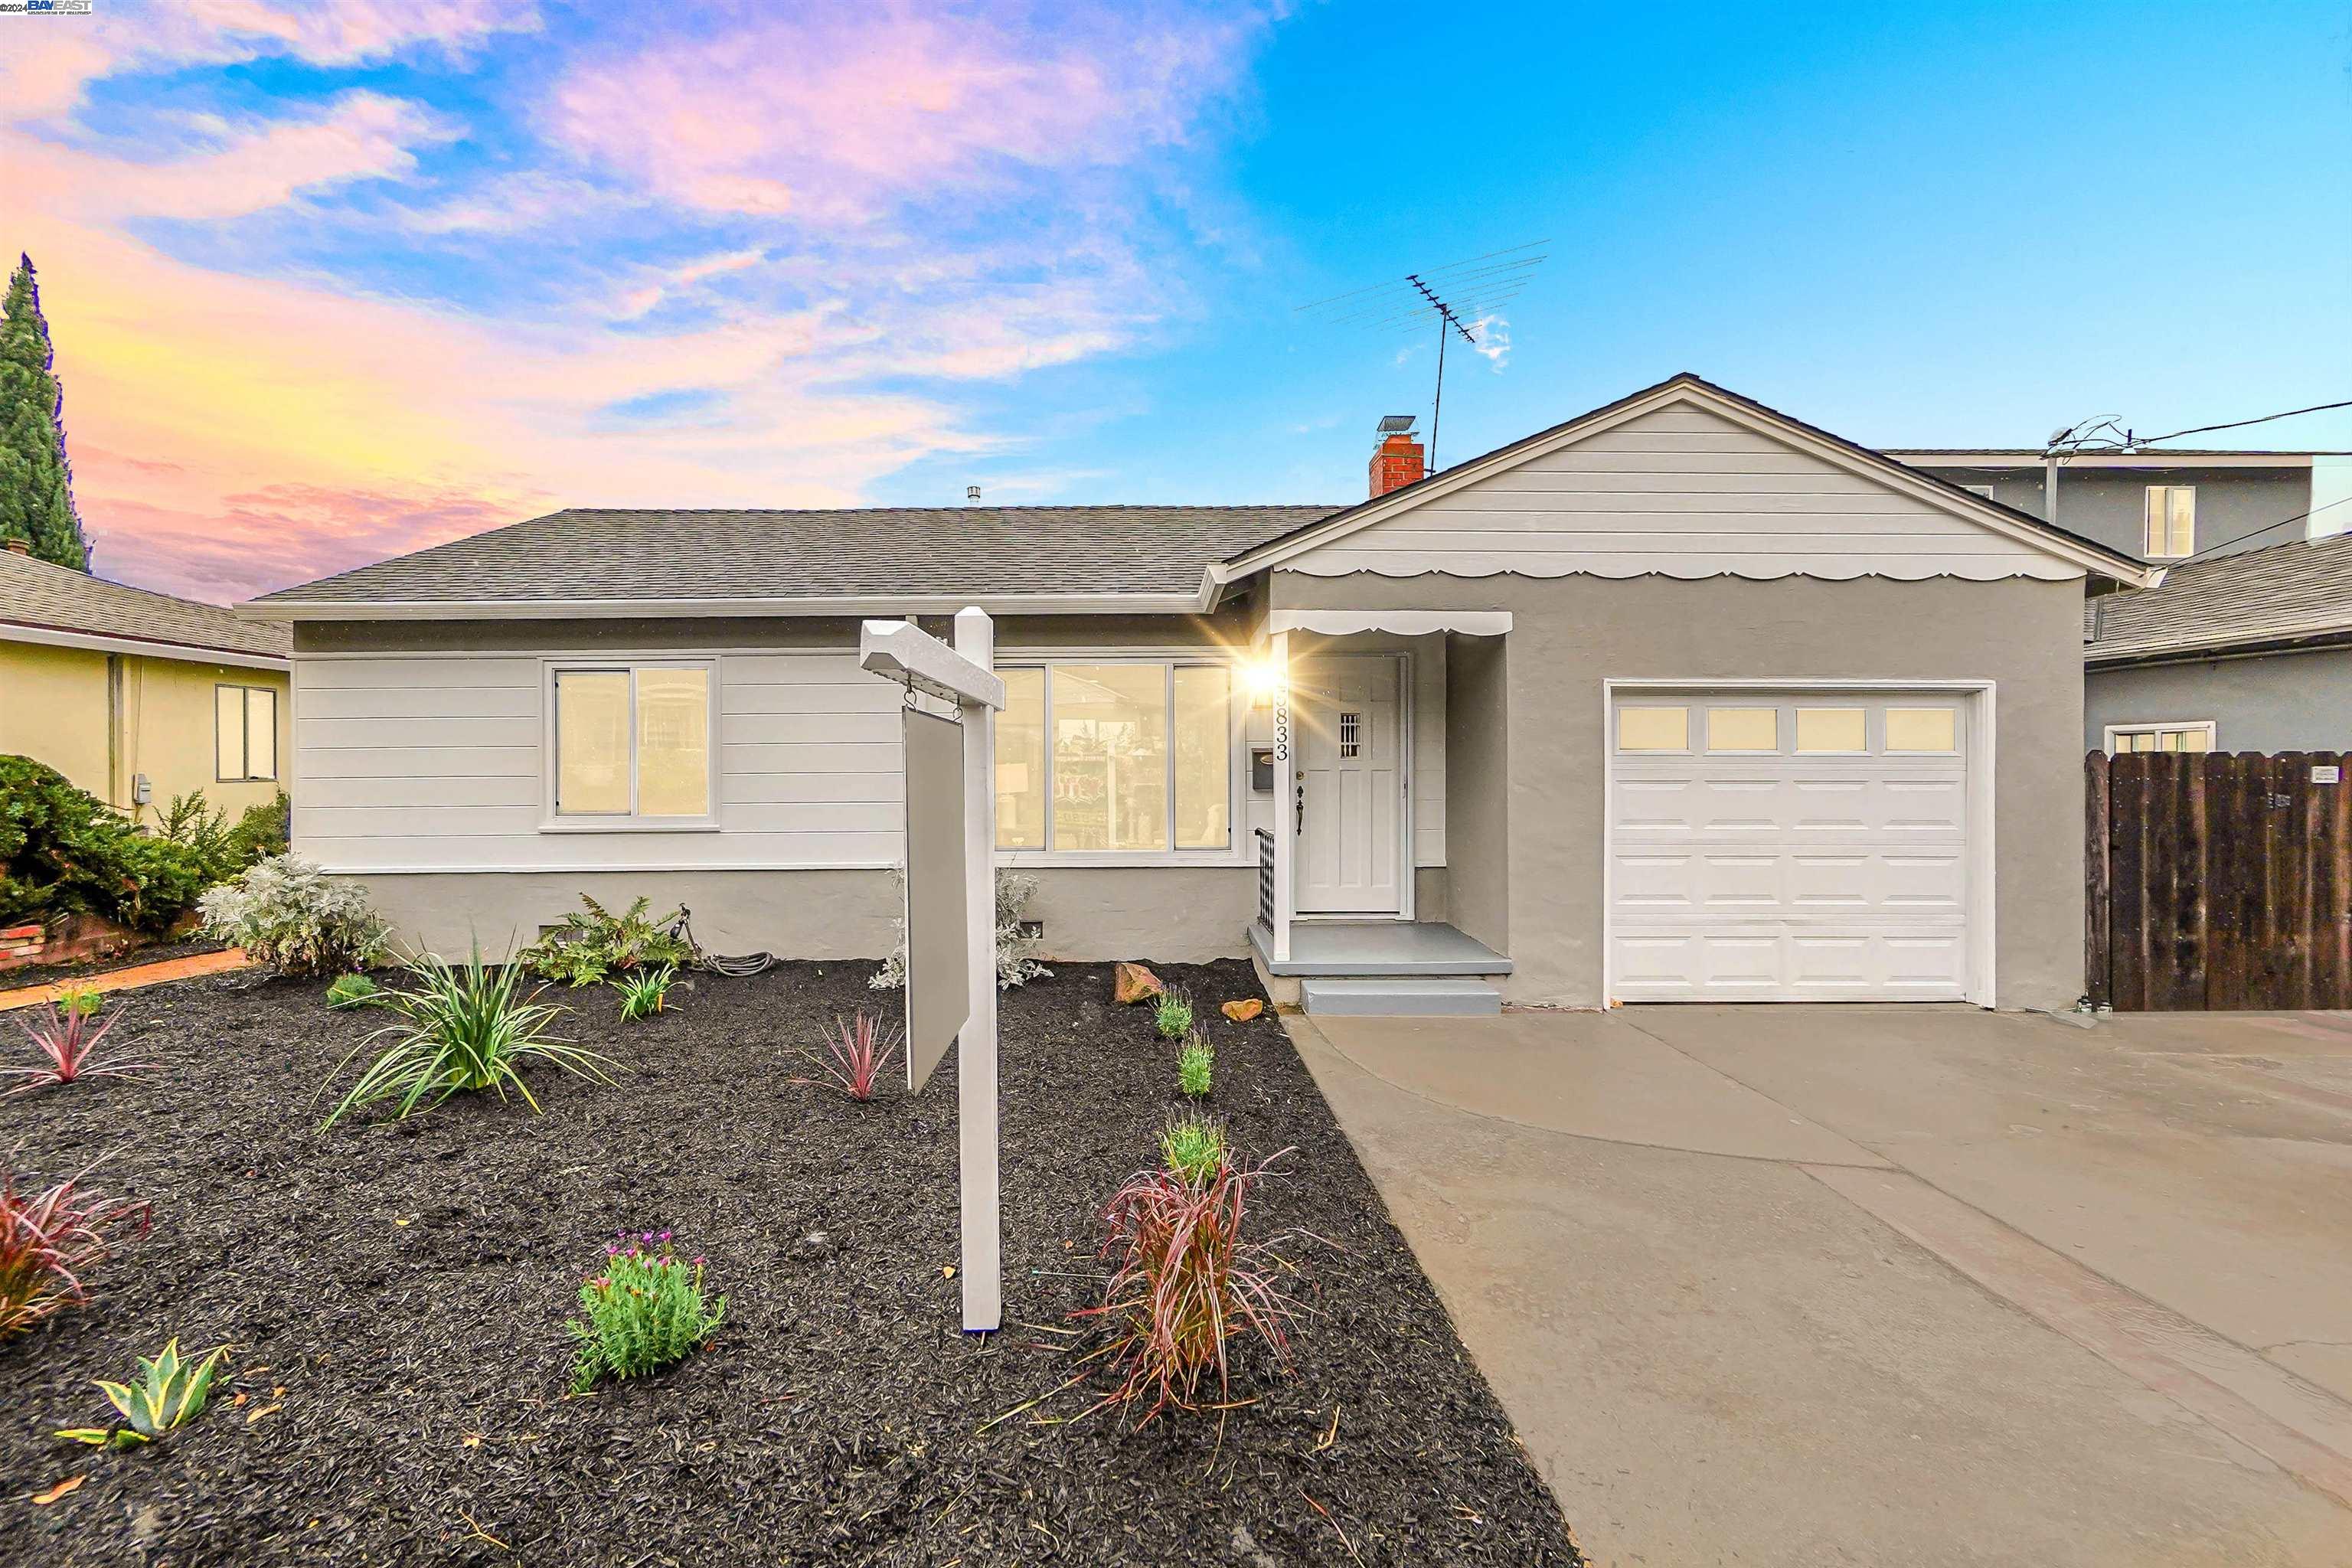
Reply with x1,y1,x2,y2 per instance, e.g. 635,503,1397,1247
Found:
2086,750,2352,1011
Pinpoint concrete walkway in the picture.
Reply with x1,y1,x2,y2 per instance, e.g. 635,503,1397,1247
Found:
1288,1006,2352,1566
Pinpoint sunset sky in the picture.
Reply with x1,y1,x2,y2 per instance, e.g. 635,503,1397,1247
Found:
4,1,2348,604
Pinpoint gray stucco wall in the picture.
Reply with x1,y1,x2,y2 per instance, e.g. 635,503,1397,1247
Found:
1906,466,2311,565
1274,571,2088,1011
355,864,1255,969
2086,645,2352,753
1443,631,1511,956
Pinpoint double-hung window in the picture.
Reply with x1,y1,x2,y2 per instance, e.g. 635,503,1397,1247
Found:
994,662,1233,854
2143,485,2195,558
550,663,714,823
215,684,279,782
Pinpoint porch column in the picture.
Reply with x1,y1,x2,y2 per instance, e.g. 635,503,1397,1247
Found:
1269,629,1295,963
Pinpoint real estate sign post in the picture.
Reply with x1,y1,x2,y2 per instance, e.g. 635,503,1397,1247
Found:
858,610,1007,1332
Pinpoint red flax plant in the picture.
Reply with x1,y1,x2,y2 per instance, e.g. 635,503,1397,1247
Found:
1075,1148,1301,1425
802,1009,903,1102
0,1166,152,1341
2,1004,157,1096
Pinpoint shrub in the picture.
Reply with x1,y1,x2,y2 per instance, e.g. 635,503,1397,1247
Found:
1178,1034,1214,1099
4,1004,155,1096
803,1008,901,1101
569,1233,726,1393
158,790,287,884
1158,1112,1228,1186
56,1339,228,1448
871,869,1051,991
613,963,678,1021
1076,1150,1298,1423
55,982,102,1018
517,895,692,988
0,755,210,933
0,1167,152,1341
325,972,381,1010
1154,987,1195,1041
322,946,610,1129
198,854,387,976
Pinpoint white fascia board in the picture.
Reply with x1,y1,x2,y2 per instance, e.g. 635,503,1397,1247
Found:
1,621,289,671
1892,452,2318,470
1214,382,2162,590
240,590,1208,622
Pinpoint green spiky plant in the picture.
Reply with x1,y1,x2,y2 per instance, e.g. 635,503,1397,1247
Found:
54,983,102,1020
322,945,610,1129
1154,988,1195,1041
1158,1112,1228,1186
612,963,677,1021
325,973,381,1010
1178,1034,1214,1099
569,1234,726,1393
56,1338,228,1447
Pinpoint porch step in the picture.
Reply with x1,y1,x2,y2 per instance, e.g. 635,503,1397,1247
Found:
1301,977,1501,1017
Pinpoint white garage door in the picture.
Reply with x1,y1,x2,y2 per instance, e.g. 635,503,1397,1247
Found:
1607,691,1975,1001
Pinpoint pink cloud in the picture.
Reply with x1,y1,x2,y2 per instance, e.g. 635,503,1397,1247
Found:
552,4,1258,224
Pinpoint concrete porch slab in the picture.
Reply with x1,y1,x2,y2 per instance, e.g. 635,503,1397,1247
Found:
1247,917,1511,977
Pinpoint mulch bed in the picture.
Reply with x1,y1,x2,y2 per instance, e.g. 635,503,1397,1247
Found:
2,959,1582,1566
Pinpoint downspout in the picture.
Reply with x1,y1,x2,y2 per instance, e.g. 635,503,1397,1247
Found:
2043,452,2059,523
106,654,123,808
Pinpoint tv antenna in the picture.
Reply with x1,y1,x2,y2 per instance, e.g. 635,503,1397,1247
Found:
1295,240,1549,471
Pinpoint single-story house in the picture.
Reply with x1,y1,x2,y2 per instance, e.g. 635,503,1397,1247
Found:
2,544,291,822
2085,532,2352,755
241,374,2155,1013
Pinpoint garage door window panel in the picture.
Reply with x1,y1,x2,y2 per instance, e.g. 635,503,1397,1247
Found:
1617,706,1689,752
1706,707,1779,752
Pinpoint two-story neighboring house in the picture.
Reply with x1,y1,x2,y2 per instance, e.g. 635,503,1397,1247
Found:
1888,448,2352,753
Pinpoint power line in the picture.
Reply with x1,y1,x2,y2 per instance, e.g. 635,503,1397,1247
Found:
2170,494,2352,566
2140,397,2352,446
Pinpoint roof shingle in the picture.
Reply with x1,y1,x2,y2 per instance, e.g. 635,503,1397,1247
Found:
0,550,289,660
247,505,1344,607
2088,532,2352,663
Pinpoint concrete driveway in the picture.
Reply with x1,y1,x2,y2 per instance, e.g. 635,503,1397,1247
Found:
1286,1004,2352,1566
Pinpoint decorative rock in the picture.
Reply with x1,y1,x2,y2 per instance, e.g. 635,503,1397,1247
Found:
1220,998,1265,1022
1112,962,1164,1004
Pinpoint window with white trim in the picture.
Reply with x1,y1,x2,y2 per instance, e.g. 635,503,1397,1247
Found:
2107,721,2215,755
2143,485,2195,558
214,684,278,782
992,662,1232,853
550,663,713,820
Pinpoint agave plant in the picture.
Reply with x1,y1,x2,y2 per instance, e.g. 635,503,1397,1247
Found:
2,1004,157,1096
56,1339,229,1448
322,944,612,1129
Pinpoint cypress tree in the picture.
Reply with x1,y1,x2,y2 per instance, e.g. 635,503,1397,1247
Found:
0,254,92,571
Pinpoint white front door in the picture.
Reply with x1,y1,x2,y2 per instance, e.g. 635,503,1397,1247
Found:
1295,655,1403,913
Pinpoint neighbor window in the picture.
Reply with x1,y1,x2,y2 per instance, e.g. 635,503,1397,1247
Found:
214,684,278,782
552,664,711,819
991,662,1232,854
2144,485,2195,558
2107,722,2215,755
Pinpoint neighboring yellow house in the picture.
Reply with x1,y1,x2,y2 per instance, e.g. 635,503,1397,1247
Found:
1,543,292,824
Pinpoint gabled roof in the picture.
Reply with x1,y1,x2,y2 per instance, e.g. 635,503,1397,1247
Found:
0,549,289,666
243,505,1341,619
2086,531,2352,665
1214,373,2159,588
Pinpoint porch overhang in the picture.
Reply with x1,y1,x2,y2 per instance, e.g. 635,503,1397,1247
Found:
1260,609,1513,641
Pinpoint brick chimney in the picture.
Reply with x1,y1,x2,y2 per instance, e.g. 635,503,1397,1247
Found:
1368,415,1423,498
2,539,27,554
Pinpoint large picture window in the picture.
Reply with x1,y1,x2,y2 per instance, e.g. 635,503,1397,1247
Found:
993,662,1233,854
551,664,712,820
214,684,279,782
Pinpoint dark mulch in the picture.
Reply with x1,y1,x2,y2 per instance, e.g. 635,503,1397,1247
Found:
2,959,1581,1566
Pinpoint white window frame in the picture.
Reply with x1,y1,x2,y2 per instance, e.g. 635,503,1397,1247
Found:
214,683,279,782
540,658,720,832
995,654,1246,868
2143,484,2196,559
2103,720,2216,756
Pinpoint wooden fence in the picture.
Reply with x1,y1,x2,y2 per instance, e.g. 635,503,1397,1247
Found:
2086,750,2352,1011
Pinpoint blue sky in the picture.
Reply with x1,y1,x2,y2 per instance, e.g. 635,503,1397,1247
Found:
2,0,2347,599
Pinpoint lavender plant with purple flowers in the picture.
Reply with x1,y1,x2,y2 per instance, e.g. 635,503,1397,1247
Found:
567,1230,725,1393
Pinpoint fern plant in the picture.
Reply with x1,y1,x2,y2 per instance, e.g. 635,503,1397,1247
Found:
56,1338,228,1448
518,896,691,987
